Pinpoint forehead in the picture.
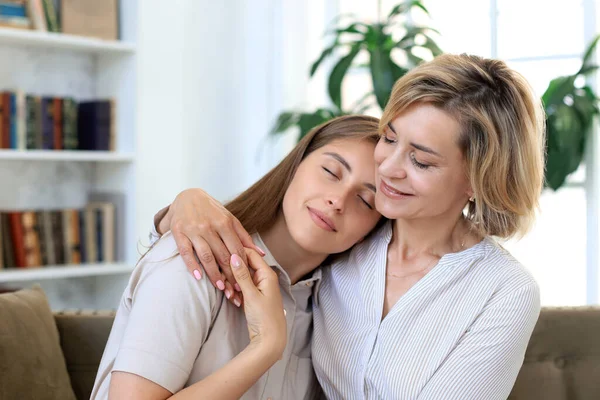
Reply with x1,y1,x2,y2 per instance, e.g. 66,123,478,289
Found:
389,103,462,150
311,138,376,173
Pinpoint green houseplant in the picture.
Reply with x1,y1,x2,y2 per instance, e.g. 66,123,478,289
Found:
270,0,441,141
271,0,600,191
543,35,600,190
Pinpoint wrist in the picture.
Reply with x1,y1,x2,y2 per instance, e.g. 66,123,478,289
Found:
246,339,285,364
156,205,171,235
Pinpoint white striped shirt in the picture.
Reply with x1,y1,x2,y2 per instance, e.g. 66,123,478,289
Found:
313,221,540,399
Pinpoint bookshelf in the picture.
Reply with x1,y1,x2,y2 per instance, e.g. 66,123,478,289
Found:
0,150,135,162
0,2,139,310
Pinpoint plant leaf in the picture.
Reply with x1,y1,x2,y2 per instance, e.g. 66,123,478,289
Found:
582,34,600,66
270,112,300,135
310,43,339,77
297,109,342,140
388,0,430,20
328,43,362,110
370,47,396,109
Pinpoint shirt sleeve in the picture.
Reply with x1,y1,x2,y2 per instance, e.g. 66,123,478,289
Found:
112,238,219,393
417,281,540,400
148,205,170,246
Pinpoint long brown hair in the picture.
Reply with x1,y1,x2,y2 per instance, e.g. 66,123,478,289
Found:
225,115,380,234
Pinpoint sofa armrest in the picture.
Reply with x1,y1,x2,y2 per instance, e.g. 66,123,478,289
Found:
54,312,115,400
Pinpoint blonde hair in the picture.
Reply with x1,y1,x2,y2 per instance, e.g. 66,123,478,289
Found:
380,54,546,238
226,115,381,234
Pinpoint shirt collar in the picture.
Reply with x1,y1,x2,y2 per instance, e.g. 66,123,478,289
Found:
251,233,322,289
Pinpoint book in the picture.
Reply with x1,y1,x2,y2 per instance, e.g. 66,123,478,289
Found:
0,92,4,149
41,210,55,265
53,97,62,150
69,209,81,264
22,211,41,267
50,210,64,264
78,209,86,263
0,2,26,18
41,97,53,149
83,205,97,263
0,213,3,269
61,0,118,40
1,214,15,269
62,97,77,150
61,209,72,264
78,100,114,151
25,95,36,149
34,211,47,266
16,90,25,150
88,191,124,261
9,92,16,148
8,212,26,268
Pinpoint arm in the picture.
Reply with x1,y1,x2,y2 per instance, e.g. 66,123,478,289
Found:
417,282,540,400
152,189,266,305
109,247,286,400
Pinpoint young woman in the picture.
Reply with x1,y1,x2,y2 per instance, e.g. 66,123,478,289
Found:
90,115,383,399
156,54,545,399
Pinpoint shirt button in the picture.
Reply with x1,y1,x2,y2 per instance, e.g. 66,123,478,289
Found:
305,282,312,287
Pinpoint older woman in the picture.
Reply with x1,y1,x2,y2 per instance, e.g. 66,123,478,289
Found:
154,53,545,399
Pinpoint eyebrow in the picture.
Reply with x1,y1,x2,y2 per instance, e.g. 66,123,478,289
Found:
386,123,442,158
324,152,376,193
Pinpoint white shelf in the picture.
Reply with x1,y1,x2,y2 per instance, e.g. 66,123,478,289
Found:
0,27,135,54
0,263,134,282
0,150,135,162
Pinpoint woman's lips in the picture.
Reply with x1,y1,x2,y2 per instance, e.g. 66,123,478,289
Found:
307,207,336,232
380,180,414,200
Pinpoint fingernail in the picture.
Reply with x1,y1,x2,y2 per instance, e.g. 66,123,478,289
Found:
234,283,241,292
216,280,225,291
231,254,241,268
234,299,241,307
193,270,202,280
256,246,266,256
225,290,231,299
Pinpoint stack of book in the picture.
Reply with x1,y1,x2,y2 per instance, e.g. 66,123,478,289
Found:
0,1,30,30
0,202,116,269
0,92,116,151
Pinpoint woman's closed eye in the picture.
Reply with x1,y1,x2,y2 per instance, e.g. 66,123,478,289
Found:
358,195,374,210
410,153,431,170
323,167,339,179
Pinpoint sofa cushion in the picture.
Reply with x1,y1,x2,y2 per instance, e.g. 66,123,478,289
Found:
0,285,76,400
509,306,600,399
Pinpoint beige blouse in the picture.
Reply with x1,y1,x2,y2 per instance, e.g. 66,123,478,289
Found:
91,231,322,399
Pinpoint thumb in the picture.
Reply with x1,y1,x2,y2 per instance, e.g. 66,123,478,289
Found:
230,254,258,298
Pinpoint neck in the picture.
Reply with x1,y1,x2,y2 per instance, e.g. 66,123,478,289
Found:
391,210,471,260
259,212,326,284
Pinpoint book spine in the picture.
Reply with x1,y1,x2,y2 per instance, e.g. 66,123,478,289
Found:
25,95,36,149
9,92,16,149
16,91,26,150
34,210,47,266
62,98,78,150
42,210,56,265
41,97,54,150
8,212,26,268
53,97,62,150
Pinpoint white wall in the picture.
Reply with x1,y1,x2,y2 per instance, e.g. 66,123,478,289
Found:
135,1,331,244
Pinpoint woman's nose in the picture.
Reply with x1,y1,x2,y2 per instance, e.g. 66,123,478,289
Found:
379,153,407,180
